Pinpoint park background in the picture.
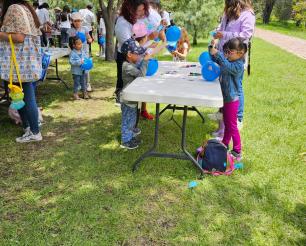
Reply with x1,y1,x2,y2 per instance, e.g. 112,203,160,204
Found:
0,0,305,245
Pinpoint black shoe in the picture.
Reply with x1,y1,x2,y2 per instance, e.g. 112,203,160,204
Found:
120,138,139,149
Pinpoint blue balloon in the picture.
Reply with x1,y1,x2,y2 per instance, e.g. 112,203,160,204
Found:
146,59,159,76
98,36,105,45
166,26,181,42
201,61,220,81
199,51,212,66
76,32,86,43
81,58,93,71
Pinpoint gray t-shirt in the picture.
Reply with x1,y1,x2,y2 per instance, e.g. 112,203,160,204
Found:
121,60,148,107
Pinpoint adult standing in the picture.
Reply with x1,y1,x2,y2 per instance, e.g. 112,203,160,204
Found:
0,0,43,143
59,5,71,48
115,0,161,119
211,0,255,137
79,4,95,57
96,10,106,58
36,2,51,47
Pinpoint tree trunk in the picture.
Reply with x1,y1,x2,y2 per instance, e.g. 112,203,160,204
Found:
193,26,198,45
263,0,276,24
99,0,123,61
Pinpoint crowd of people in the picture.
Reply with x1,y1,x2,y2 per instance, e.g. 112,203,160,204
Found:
0,0,255,160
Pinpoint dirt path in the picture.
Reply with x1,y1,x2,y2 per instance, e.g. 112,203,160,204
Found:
254,28,306,59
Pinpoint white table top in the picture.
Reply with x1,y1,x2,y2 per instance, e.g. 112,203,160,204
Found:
122,61,223,108
43,48,70,61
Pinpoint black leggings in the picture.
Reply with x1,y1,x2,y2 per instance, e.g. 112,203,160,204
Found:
115,51,125,94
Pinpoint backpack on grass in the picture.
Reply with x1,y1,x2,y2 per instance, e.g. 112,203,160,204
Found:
196,139,235,176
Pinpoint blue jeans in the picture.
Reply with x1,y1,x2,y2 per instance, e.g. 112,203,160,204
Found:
237,73,244,122
60,28,69,47
73,74,86,93
121,103,137,143
18,82,39,134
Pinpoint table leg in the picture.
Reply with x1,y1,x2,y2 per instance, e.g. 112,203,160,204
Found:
133,103,160,172
45,59,69,89
181,106,204,173
55,59,69,89
132,104,204,174
192,106,205,123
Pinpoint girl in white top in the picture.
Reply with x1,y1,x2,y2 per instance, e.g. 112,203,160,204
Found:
172,27,190,62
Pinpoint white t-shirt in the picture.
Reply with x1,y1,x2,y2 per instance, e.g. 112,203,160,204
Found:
99,18,106,34
36,8,50,25
115,8,161,52
60,13,71,29
79,8,95,31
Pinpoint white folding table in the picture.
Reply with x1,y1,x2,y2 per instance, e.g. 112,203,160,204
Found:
43,48,71,88
121,61,223,174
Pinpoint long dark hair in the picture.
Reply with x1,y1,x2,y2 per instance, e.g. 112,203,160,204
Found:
120,0,149,24
1,0,40,28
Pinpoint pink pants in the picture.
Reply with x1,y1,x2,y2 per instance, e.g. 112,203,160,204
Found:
222,100,241,153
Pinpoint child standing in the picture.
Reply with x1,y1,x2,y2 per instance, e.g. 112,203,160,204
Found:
120,38,151,149
69,37,89,100
209,37,247,160
172,27,190,62
211,0,255,137
68,12,93,92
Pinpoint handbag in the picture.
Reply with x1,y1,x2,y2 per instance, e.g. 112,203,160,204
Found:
8,34,25,110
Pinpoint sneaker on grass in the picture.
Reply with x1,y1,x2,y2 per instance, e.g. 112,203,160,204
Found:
231,150,242,162
120,138,139,150
133,128,141,137
16,132,42,143
237,119,243,131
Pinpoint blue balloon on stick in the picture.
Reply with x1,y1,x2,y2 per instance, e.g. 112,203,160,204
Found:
166,26,181,42
201,61,220,81
166,41,177,53
199,51,212,66
81,58,93,71
146,59,159,76
76,32,86,43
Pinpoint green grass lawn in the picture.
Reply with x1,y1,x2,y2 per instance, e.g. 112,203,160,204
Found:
0,40,305,245
256,20,306,40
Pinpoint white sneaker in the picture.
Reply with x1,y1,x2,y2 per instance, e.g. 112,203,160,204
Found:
87,82,92,92
16,131,42,143
23,127,31,135
208,112,223,121
237,120,243,131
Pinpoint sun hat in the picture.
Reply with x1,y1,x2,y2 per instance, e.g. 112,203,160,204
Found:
71,12,83,21
132,22,148,38
54,7,62,11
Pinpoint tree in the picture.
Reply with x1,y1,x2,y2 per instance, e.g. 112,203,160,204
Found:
274,0,293,21
293,0,306,27
263,0,277,23
98,0,123,61
173,0,223,45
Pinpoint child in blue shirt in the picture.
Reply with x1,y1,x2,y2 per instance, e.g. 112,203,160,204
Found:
69,36,89,100
209,37,247,160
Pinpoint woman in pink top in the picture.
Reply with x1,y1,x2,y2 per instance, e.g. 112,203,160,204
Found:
211,0,255,138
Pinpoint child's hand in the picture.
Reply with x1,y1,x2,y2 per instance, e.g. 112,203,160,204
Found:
209,47,218,56
144,53,151,61
81,59,84,64
214,31,223,39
